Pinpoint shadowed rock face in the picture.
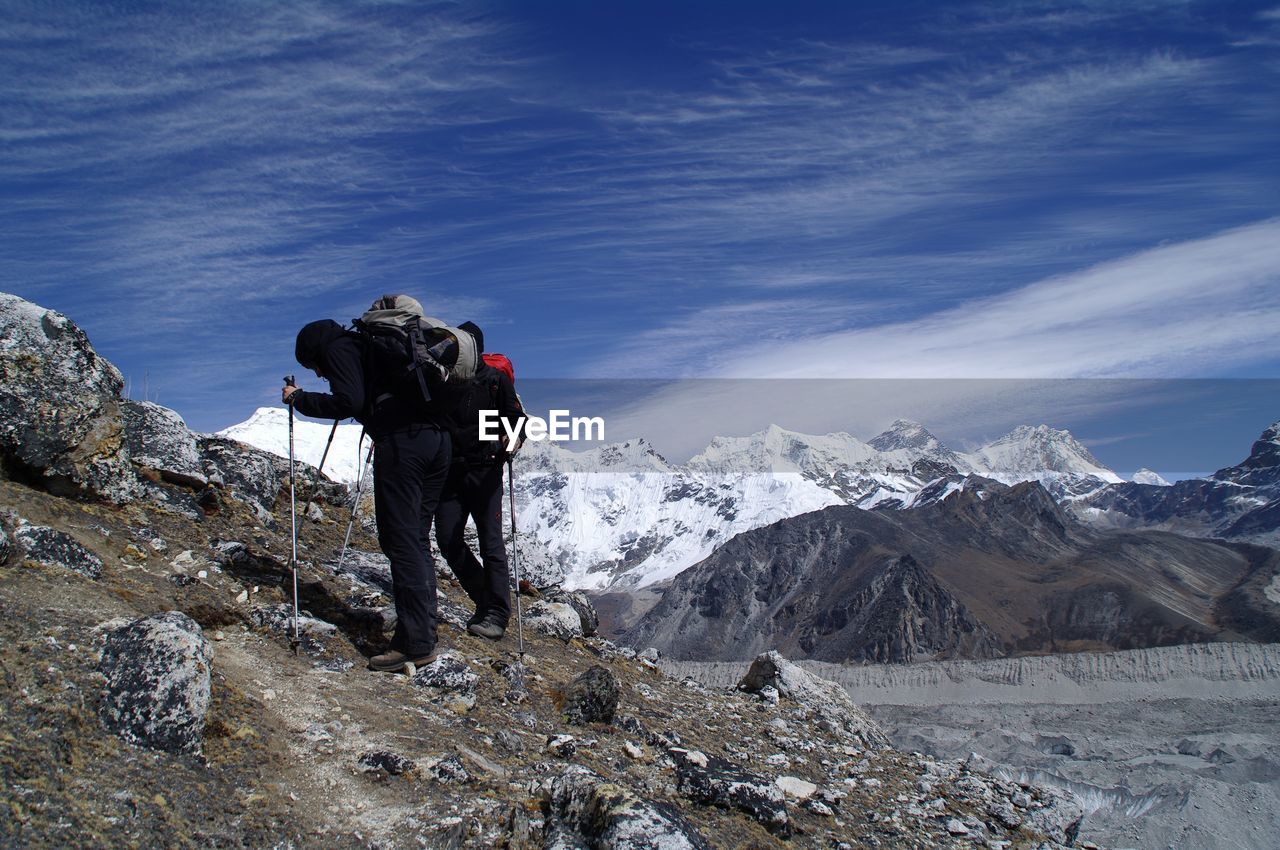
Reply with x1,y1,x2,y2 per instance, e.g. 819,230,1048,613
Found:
0,293,137,502
624,482,1280,662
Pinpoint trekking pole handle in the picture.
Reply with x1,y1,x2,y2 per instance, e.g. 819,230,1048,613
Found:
284,374,296,387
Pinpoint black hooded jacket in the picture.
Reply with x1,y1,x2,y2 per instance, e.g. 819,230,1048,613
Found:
290,319,420,434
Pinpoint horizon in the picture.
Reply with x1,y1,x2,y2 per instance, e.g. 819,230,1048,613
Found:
218,376,1278,482
3,1,1277,463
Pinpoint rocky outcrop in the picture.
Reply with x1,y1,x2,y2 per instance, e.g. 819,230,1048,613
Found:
0,293,137,502
671,748,791,835
122,399,208,488
738,651,890,750
14,519,104,578
97,611,213,756
544,767,711,850
412,653,479,709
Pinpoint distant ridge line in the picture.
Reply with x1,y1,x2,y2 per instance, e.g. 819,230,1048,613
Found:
661,642,1280,706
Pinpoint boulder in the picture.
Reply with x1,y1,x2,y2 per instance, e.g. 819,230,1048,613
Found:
14,520,103,578
546,767,711,850
545,588,600,637
412,653,478,708
98,611,213,756
562,665,622,725
738,650,889,749
0,292,137,502
122,400,207,488
526,601,583,641
357,750,416,776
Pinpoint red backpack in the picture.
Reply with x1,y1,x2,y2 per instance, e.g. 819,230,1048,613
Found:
482,353,514,385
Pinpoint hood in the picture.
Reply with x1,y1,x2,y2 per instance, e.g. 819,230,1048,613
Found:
294,320,348,371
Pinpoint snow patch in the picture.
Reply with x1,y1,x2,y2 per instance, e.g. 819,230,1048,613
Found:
1265,574,1280,607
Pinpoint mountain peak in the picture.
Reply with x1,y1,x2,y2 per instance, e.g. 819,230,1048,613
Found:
1212,420,1280,484
1132,468,1171,486
965,425,1120,484
869,419,944,453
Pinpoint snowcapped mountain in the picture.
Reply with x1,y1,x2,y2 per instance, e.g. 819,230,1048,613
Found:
1132,468,1171,486
219,408,1126,591
959,424,1121,485
217,407,372,485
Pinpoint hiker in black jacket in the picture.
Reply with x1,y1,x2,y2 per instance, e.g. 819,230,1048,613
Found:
435,321,524,640
285,313,451,672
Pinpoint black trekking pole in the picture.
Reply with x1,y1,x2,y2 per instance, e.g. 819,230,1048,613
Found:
285,376,301,656
300,418,340,518
336,431,375,573
507,458,526,664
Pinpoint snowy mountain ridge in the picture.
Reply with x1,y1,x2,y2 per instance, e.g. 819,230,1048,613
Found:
219,409,1123,590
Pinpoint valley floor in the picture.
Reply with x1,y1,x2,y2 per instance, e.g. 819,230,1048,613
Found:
666,646,1280,850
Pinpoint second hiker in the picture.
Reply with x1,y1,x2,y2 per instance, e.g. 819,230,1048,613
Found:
435,320,524,640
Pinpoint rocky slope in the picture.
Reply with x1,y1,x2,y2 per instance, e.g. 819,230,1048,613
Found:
0,291,1092,848
622,482,1280,662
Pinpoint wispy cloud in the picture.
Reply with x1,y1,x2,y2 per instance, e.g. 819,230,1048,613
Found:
717,219,1280,379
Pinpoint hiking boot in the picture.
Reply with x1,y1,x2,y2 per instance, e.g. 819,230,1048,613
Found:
467,615,506,640
368,649,438,672
466,609,485,628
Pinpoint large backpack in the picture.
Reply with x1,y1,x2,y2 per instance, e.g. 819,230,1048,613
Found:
481,352,514,385
353,294,479,415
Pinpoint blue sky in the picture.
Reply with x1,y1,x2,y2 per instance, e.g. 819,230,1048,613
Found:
2,0,1278,470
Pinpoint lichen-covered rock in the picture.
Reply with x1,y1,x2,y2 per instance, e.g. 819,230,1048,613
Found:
546,767,711,850
562,665,621,726
426,755,472,784
545,588,600,637
671,749,790,836
122,399,207,488
526,601,583,641
0,522,13,565
198,436,284,527
250,604,338,638
98,611,213,756
357,750,416,776
412,653,478,707
15,520,103,578
0,292,138,502
738,650,890,749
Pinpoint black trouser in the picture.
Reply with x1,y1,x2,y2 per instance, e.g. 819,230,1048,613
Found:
373,425,450,656
434,461,511,625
